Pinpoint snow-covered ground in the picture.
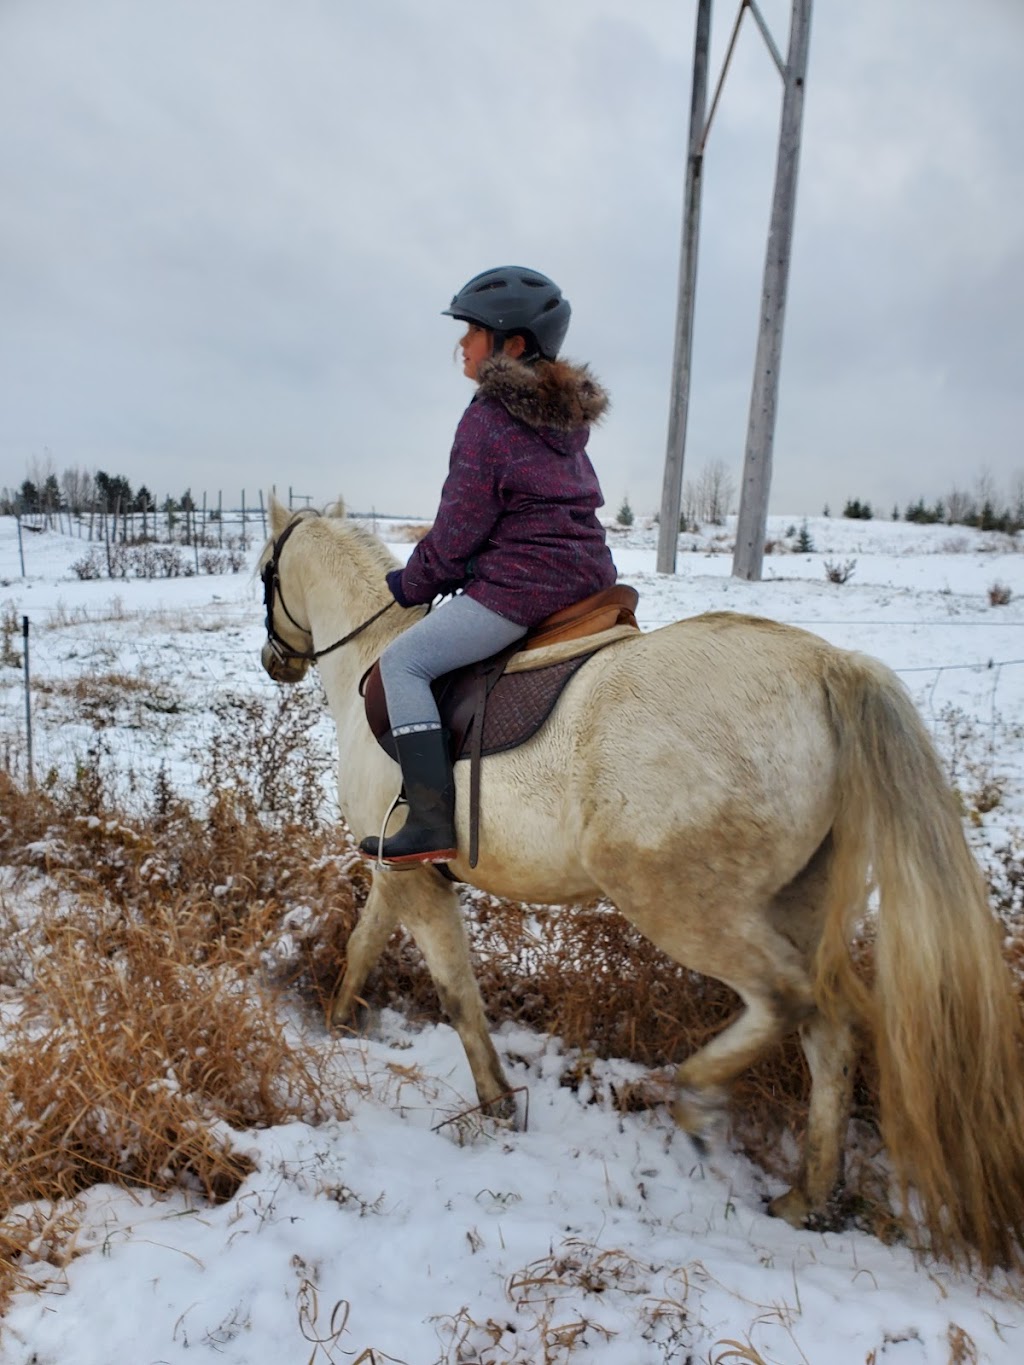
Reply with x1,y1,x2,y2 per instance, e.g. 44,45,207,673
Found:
2,512,1024,1364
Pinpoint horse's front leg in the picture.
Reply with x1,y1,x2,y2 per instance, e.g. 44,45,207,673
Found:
330,867,515,1119
329,872,402,1028
399,874,515,1120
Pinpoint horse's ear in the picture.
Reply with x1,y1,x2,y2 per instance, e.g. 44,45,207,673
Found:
268,492,290,535
325,496,346,519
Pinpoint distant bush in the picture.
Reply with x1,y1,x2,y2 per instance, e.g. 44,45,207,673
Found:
988,581,1012,606
70,542,246,581
824,558,857,584
70,551,103,580
617,498,634,528
842,499,873,520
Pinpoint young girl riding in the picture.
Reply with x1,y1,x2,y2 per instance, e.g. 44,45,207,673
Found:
359,266,617,866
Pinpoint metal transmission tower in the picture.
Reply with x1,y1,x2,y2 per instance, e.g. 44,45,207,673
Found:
655,0,814,579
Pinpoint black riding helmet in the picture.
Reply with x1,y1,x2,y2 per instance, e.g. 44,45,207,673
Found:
443,266,571,361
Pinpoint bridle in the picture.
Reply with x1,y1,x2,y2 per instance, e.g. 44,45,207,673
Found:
261,512,396,667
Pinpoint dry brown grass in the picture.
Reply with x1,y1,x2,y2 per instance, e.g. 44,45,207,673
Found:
383,522,431,543
0,756,353,1311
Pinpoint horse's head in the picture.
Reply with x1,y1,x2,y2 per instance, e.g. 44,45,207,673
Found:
258,494,318,684
258,492,398,685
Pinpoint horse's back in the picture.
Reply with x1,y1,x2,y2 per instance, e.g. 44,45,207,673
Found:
574,610,838,746
465,611,842,901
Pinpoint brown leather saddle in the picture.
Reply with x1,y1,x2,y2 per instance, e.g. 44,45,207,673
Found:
361,584,639,867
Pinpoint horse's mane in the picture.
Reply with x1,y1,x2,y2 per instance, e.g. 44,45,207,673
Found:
306,502,399,591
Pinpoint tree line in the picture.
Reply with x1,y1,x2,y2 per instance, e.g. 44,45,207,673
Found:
839,472,1024,533
0,464,188,518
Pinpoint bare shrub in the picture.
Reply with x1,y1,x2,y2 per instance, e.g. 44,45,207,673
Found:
198,685,333,829
33,670,182,732
824,558,856,584
1,602,21,668
988,581,1012,606
200,548,228,574
69,548,104,580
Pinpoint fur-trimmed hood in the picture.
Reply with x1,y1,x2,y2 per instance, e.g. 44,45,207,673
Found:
475,355,610,440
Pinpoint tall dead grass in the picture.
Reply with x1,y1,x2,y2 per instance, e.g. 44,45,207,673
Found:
0,687,351,1308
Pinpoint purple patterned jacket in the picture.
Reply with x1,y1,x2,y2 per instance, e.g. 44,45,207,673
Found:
389,355,617,627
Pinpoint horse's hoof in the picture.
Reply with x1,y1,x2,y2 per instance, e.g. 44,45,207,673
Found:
768,1187,811,1228
484,1091,521,1127
328,999,377,1035
672,1084,726,1149
687,1129,709,1160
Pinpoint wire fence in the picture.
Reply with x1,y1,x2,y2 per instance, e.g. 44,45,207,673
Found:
1,599,1022,815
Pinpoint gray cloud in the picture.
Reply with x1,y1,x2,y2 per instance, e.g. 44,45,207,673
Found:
1,0,1021,523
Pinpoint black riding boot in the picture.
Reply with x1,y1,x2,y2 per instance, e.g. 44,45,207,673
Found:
359,727,457,865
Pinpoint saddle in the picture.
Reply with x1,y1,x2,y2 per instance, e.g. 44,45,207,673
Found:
362,584,639,868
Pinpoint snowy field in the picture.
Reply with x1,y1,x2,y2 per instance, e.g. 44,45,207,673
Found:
2,512,1024,1364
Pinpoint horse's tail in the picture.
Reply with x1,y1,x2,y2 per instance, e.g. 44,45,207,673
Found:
816,649,1024,1269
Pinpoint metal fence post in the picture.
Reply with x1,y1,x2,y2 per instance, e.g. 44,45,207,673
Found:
22,616,33,787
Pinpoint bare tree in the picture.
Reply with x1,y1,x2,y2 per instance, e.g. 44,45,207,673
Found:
61,465,95,516
944,485,976,527
1009,470,1024,528
680,478,700,533
973,468,999,510
695,458,736,525
27,450,56,503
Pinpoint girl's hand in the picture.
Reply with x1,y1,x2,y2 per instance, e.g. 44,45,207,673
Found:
386,569,413,608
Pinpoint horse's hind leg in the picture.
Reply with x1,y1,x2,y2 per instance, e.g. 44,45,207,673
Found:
670,966,816,1139
587,857,817,1145
770,1010,855,1226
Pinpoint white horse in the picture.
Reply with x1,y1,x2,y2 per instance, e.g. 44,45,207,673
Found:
258,495,1024,1270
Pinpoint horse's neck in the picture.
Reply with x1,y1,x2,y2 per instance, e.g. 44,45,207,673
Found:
302,572,406,750
306,582,393,676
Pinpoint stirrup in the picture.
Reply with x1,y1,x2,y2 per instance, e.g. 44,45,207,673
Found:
368,789,411,871
363,791,453,871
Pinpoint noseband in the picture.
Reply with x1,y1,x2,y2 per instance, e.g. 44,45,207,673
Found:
262,513,396,666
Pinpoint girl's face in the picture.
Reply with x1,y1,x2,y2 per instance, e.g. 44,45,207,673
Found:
459,323,493,381
457,324,527,381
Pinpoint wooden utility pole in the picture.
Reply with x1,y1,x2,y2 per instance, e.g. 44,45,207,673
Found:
656,0,712,576
732,0,813,580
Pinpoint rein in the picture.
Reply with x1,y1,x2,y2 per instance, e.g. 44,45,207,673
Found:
262,513,396,665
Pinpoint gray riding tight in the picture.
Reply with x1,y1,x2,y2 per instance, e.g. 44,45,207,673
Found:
379,594,527,735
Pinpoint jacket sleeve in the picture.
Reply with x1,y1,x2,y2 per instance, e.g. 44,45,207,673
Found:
393,402,506,605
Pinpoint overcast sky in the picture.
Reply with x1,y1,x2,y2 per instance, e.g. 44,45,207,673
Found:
1,0,1022,521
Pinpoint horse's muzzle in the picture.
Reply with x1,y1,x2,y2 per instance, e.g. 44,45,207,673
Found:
261,640,310,684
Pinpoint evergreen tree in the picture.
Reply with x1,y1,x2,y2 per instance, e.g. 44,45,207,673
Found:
42,474,62,511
